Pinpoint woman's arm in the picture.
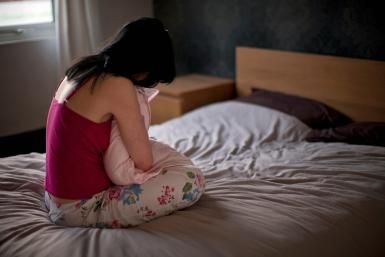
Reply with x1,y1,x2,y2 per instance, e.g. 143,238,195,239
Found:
100,76,153,171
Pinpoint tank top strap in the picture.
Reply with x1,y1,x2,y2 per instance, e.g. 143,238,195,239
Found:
56,77,85,103
67,85,81,100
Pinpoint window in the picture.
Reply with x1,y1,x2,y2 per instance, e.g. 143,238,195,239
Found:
0,0,54,44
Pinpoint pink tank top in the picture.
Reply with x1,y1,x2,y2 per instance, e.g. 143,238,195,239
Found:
45,87,112,199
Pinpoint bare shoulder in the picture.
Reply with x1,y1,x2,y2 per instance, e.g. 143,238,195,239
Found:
97,75,136,96
96,76,137,102
96,75,140,113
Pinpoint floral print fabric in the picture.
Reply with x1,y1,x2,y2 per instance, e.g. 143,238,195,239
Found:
45,166,205,228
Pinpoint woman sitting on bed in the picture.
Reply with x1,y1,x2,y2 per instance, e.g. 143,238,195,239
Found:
44,17,205,228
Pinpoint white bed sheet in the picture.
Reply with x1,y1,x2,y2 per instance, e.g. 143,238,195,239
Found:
1,101,385,257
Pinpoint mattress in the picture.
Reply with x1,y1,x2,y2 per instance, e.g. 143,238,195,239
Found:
1,101,385,257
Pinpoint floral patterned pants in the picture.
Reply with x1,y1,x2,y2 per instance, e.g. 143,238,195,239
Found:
45,166,205,228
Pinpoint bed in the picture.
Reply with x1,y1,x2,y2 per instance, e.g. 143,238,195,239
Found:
1,47,385,257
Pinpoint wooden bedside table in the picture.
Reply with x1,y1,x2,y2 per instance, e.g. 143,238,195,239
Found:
150,74,235,124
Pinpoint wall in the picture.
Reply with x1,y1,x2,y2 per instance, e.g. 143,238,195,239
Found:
154,0,385,78
97,0,153,45
0,39,58,137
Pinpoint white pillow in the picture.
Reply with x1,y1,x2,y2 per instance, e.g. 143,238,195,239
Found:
149,101,311,155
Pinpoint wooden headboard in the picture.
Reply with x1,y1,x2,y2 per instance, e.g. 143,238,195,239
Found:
236,47,385,122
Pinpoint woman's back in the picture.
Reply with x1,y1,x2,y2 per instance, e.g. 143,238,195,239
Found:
45,78,113,200
55,78,113,123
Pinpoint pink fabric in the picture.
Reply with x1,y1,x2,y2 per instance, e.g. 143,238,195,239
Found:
104,88,194,185
45,98,112,199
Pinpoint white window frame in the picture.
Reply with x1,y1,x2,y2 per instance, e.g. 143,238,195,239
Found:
0,0,55,45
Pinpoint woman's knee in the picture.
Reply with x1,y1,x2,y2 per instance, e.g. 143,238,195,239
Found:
174,167,205,204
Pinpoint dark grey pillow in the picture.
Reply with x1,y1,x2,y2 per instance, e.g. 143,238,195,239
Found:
305,122,385,147
235,87,352,129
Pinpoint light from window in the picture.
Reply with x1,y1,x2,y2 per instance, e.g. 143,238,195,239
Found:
0,0,53,27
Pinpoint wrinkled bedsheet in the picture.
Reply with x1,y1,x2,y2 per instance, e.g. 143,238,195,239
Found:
1,101,385,257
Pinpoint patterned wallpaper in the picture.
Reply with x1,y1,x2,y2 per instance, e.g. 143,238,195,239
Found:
154,0,385,78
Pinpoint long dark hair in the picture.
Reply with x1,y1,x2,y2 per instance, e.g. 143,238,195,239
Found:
65,17,175,89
